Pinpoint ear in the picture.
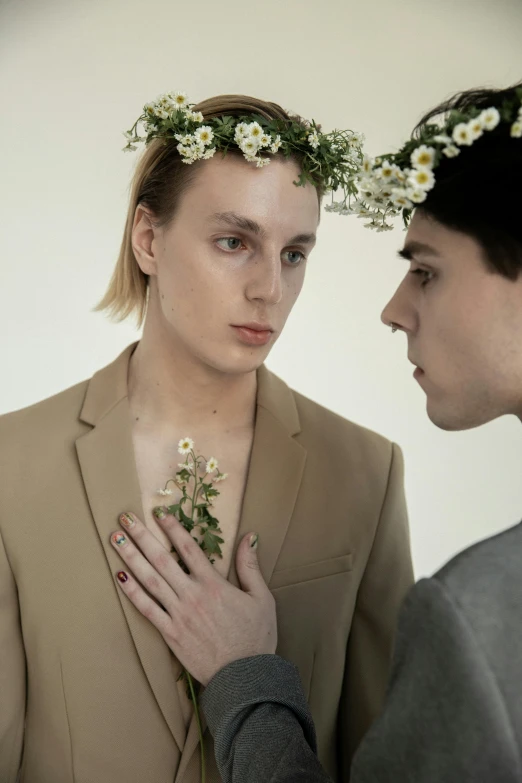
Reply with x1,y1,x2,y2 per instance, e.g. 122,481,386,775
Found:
132,205,160,276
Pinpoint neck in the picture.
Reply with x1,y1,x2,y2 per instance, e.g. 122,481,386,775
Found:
128,318,257,436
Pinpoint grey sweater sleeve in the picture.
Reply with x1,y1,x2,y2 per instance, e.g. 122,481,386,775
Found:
200,655,332,783
201,579,522,783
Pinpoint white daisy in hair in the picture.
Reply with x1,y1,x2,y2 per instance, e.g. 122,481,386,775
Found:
194,126,214,146
405,187,428,204
511,121,522,138
452,123,473,145
408,167,435,191
411,145,436,170
391,188,413,209
467,117,484,142
479,107,501,131
442,145,460,158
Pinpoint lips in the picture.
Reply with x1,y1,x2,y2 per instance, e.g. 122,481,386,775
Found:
231,323,274,347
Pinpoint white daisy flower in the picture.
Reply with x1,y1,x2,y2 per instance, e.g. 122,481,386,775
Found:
411,145,436,170
171,91,189,109
479,107,500,131
259,134,271,148
156,107,170,120
247,122,263,140
178,437,194,455
256,157,271,167
178,462,194,471
157,488,174,496
234,123,249,142
510,121,522,138
270,134,282,153
177,143,193,158
202,147,216,159
206,457,219,473
240,138,260,156
452,123,473,146
442,144,461,158
361,155,374,175
408,167,435,191
194,126,214,146
185,110,204,122
214,472,229,483
175,134,194,145
308,131,320,149
467,118,484,142
375,162,395,181
405,187,428,204
391,188,413,209
433,134,452,145
144,102,157,117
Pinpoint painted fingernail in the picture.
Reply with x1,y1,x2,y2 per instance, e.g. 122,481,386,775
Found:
152,506,167,521
117,571,128,583
112,532,127,547
119,512,135,528
250,533,259,550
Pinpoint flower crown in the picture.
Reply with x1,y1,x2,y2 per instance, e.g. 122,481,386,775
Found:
343,85,522,232
123,90,365,210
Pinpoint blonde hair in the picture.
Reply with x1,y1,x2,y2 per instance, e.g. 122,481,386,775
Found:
96,94,311,326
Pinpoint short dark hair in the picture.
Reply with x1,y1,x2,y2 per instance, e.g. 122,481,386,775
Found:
414,82,522,280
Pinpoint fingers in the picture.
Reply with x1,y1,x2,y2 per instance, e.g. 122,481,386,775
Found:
235,532,269,596
152,507,222,583
110,523,181,609
114,569,172,637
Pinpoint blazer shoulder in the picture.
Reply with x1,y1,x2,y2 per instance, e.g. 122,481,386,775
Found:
292,387,396,466
0,379,90,451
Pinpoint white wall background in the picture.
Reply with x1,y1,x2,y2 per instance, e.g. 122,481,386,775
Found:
1,0,522,577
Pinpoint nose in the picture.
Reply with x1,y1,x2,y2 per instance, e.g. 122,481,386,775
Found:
381,277,416,334
245,250,283,306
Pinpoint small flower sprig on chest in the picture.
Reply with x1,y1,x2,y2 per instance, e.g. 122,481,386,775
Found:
157,436,228,565
155,436,228,783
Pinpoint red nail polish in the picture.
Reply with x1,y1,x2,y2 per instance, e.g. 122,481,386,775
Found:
117,571,128,583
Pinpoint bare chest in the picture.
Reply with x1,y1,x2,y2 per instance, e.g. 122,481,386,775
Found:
131,429,254,578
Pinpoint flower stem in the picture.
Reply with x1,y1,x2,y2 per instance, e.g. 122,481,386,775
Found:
186,670,206,782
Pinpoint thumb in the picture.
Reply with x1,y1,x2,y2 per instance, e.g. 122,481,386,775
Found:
236,532,267,596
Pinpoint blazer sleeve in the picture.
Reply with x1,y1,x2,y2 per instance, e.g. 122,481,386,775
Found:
341,442,414,771
0,525,26,781
350,578,522,783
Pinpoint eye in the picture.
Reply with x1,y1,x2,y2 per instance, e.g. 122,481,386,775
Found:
282,250,305,267
411,268,435,287
216,237,244,251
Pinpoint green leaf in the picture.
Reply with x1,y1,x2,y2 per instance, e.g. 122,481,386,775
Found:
202,529,224,557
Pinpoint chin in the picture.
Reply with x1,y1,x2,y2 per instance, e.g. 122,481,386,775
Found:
426,399,500,432
205,346,272,376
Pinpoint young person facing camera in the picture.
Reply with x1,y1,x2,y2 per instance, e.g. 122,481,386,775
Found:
111,83,522,783
0,92,413,783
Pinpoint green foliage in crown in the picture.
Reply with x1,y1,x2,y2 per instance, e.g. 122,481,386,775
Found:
343,85,522,232
123,90,365,211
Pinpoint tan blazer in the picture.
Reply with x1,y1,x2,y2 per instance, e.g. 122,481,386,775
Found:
0,344,413,783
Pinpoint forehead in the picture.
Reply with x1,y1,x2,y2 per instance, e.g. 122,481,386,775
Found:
178,154,320,230
404,211,484,265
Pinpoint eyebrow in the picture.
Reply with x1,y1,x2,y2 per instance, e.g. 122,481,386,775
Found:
398,241,441,260
210,211,316,246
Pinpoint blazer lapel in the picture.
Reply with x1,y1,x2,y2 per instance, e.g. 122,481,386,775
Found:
75,344,186,754
177,365,308,780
